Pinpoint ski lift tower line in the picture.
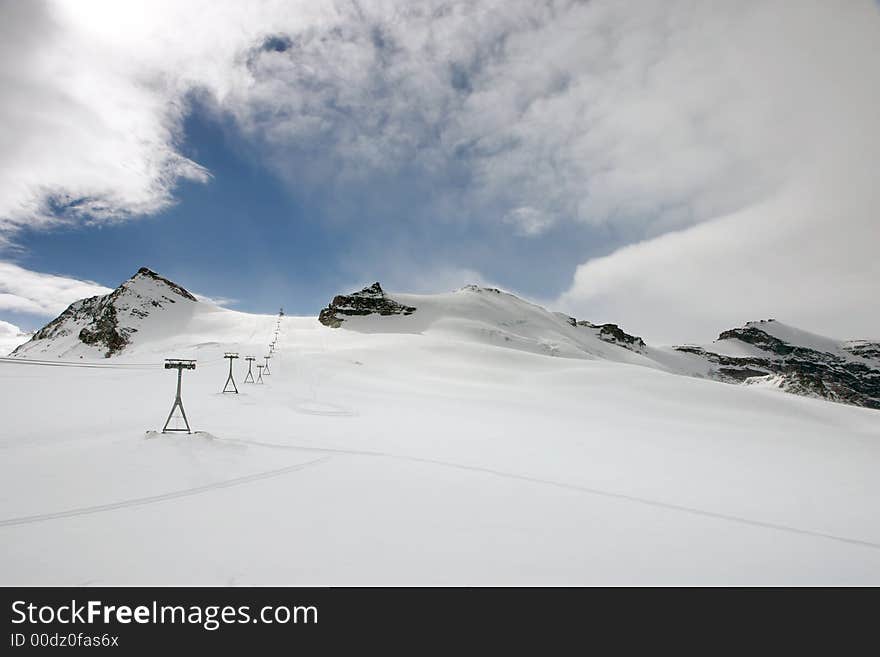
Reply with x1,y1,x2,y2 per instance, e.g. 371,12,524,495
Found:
223,352,239,393
162,359,196,434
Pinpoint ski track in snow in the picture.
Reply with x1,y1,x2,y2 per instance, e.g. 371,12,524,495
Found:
0,456,332,528
214,434,880,552
9,429,878,554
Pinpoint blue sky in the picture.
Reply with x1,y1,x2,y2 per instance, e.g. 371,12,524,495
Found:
1,1,878,343
4,101,626,331
7,109,342,328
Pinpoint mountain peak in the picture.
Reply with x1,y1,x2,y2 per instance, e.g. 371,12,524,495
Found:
11,267,199,358
128,267,197,302
318,282,416,328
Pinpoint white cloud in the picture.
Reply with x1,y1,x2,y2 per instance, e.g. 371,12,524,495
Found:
557,183,880,344
503,207,555,237
0,0,816,237
0,1,878,341
0,319,31,356
193,293,237,308
556,1,880,343
0,262,111,316
0,0,210,236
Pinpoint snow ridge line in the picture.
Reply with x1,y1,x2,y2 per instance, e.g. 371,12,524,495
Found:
220,435,880,552
0,456,332,528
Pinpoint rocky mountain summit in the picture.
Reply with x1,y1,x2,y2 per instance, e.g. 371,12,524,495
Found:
674,319,880,409
11,267,198,358
318,282,416,328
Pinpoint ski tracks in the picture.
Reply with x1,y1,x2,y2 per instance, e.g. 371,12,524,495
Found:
219,434,880,552
0,456,331,528
4,431,880,554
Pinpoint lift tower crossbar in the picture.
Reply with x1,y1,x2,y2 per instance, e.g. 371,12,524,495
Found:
162,359,196,433
223,352,239,393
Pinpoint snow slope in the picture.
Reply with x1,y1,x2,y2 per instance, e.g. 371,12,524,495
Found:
334,284,655,365
2,293,880,584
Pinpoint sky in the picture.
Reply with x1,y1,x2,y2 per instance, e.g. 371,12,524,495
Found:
0,0,878,344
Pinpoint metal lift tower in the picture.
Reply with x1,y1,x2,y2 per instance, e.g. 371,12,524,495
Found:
256,364,264,383
244,356,256,383
264,354,272,375
223,352,239,393
162,359,196,433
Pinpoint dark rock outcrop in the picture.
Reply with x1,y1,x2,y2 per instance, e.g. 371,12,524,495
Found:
18,292,135,358
577,320,647,353
674,321,880,410
318,282,416,328
564,315,646,353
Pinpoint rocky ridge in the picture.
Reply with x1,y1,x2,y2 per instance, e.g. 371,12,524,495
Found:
674,320,880,409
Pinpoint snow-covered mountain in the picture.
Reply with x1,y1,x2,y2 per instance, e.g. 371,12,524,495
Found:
670,320,880,409
10,270,880,410
317,282,880,410
319,282,651,364
11,267,204,359
3,268,880,585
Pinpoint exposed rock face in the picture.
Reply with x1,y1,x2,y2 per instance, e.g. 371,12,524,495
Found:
844,340,880,361
576,320,647,353
318,282,416,328
674,320,880,410
460,284,503,294
12,267,197,358
562,315,646,353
